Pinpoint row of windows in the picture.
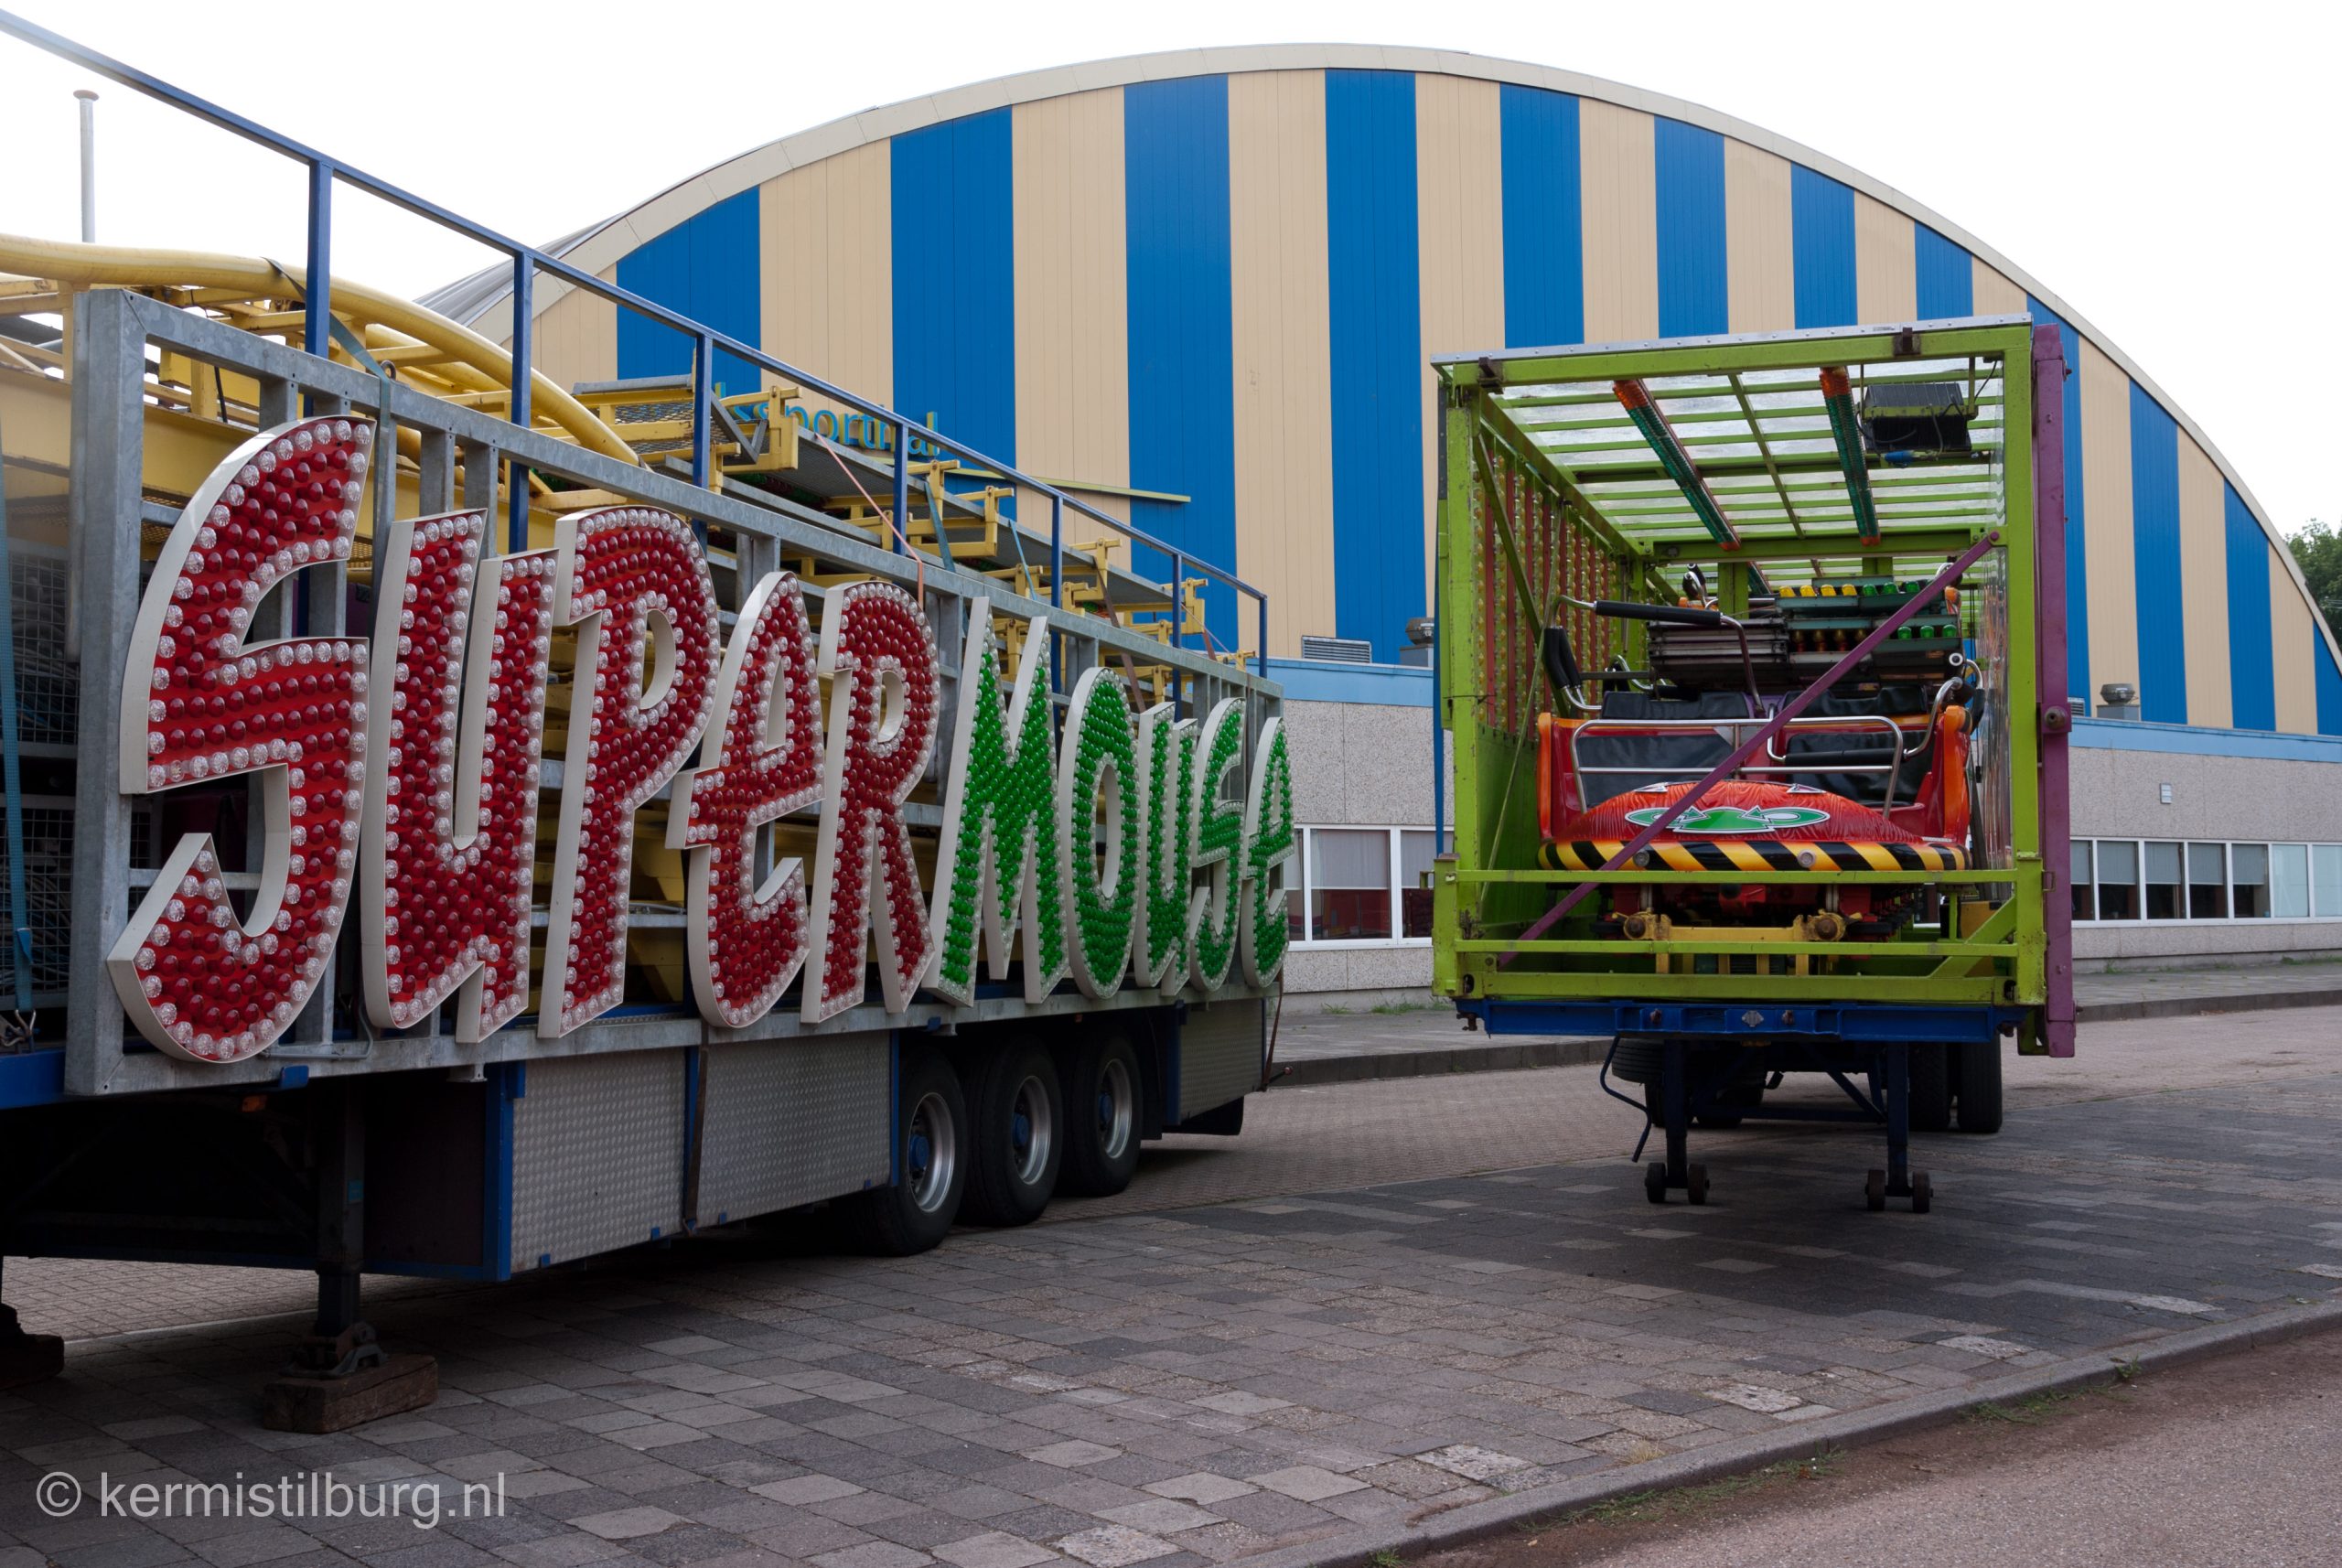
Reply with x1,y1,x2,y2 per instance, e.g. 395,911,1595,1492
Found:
1288,826,1436,947
1286,829,2342,942
2073,840,2342,923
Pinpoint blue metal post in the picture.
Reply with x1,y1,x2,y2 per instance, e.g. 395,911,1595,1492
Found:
302,159,332,379
0,414,30,1015
1169,552,1185,652
507,253,532,553
691,333,714,489
890,420,910,555
1049,495,1064,611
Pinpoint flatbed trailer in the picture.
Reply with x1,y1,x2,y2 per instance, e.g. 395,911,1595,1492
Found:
1431,317,2074,1212
0,20,1291,1426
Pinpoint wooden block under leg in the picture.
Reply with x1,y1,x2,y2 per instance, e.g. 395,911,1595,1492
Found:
260,1353,438,1434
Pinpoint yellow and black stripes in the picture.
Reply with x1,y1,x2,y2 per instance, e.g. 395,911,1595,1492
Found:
1538,838,1966,873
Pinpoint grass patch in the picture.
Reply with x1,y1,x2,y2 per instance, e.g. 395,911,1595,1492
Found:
1966,1373,2143,1428
1519,1447,1843,1535
1370,1000,1447,1015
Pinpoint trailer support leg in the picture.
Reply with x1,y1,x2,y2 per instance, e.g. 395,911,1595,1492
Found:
260,1081,438,1433
0,1259,64,1390
1866,1044,1931,1213
1643,1039,1708,1205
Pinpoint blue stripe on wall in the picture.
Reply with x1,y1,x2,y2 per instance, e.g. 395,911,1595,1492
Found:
2128,381,2186,725
2319,632,2342,737
615,187,763,392
1914,226,1971,318
2223,485,2276,730
2030,296,2090,710
1124,76,1238,648
1498,84,1583,349
1326,69,1425,663
1790,165,1855,328
1653,119,1727,338
891,109,1017,466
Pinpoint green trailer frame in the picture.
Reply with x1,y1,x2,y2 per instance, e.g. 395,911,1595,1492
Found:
1429,317,2067,1045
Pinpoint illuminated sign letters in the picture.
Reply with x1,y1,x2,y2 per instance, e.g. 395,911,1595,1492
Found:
113,419,1288,1063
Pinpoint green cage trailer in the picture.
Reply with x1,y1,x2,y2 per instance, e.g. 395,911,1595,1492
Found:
1430,317,2075,1213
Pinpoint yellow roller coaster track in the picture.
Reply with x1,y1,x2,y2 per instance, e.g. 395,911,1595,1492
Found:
0,233,635,464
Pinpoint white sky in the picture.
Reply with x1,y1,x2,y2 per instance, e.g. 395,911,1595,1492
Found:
3,0,2335,532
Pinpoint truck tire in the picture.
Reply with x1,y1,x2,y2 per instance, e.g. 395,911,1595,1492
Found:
1058,1032,1144,1197
962,1042,1064,1226
1908,1045,1952,1132
1955,1039,2004,1134
840,1045,966,1255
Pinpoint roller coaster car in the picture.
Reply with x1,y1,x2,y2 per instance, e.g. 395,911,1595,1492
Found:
1534,686,1971,948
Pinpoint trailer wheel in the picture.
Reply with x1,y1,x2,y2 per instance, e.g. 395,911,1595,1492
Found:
962,1043,1064,1227
1955,1039,2004,1134
1058,1033,1144,1197
842,1046,966,1255
1644,1162,1668,1204
1908,1045,1952,1133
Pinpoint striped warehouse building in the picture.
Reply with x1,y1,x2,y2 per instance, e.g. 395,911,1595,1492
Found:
433,45,2342,993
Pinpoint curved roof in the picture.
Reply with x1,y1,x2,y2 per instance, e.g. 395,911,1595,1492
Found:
423,42,2332,665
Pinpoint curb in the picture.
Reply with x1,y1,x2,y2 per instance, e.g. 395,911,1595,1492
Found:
1273,1038,1606,1088
1252,1296,2342,1568
1267,987,2342,1090
2076,986,2342,1025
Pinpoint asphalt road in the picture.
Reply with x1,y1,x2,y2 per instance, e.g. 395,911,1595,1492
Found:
1420,1326,2342,1568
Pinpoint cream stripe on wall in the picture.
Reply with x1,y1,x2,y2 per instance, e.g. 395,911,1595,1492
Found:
1415,72,1505,619
1853,194,1915,324
1971,262,2026,317
1578,100,1658,343
1227,70,1336,659
1012,89,1132,558
1723,140,1793,334
2175,434,2230,728
522,265,618,394
2077,338,2136,699
757,141,892,417
2272,549,2317,732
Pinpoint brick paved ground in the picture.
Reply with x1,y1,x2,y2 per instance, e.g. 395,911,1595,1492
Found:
5,1009,2342,1568
10,1004,2341,1344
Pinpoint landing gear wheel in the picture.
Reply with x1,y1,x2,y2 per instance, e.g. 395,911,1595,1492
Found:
1956,1040,2004,1134
1686,1164,1710,1206
1058,1033,1144,1197
839,1046,965,1255
962,1042,1065,1227
1864,1169,1887,1213
1645,1162,1669,1205
1908,1045,1951,1133
1911,1172,1933,1214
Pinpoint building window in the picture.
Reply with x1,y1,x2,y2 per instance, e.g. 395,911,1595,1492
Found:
2094,840,2139,920
2186,843,2228,919
1400,830,1437,939
1306,828,1391,941
2272,844,2311,919
2072,839,2342,926
2144,841,2183,920
2231,843,2271,919
1293,826,1439,947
